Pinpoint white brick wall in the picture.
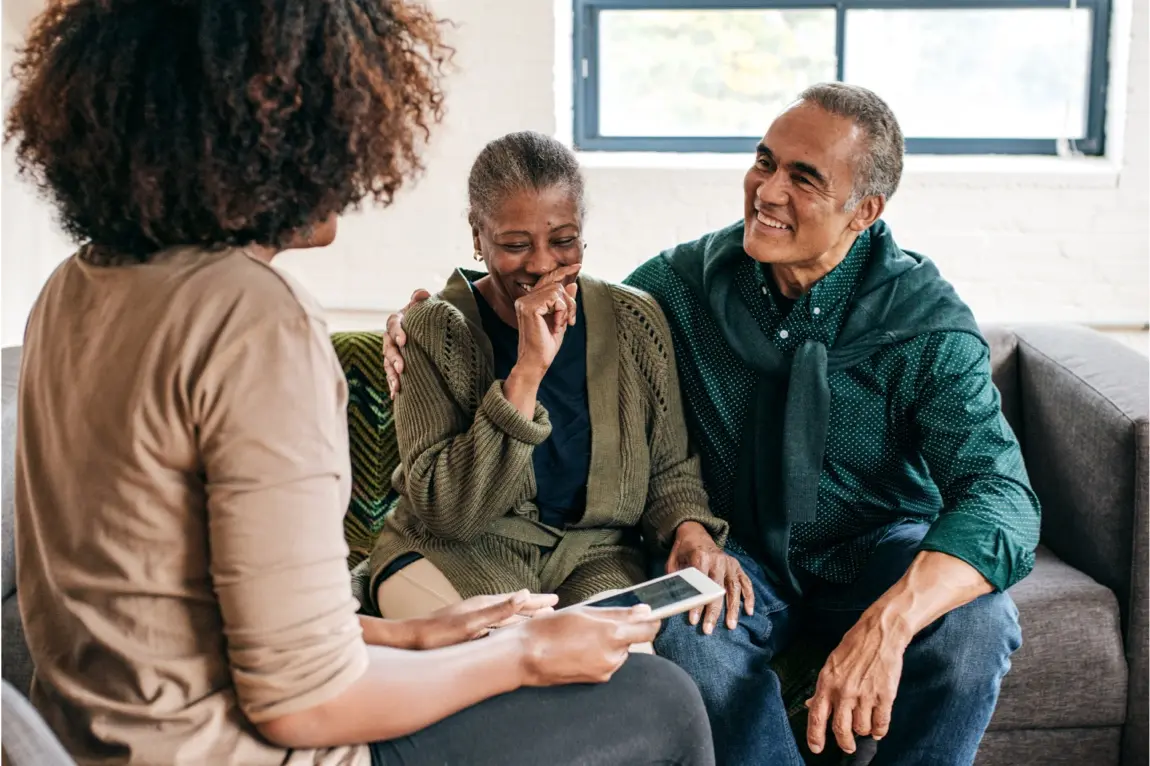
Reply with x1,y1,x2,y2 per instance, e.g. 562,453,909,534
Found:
2,0,1146,346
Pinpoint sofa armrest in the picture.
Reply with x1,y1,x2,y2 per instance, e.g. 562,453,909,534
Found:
1012,324,1147,765
1,679,75,765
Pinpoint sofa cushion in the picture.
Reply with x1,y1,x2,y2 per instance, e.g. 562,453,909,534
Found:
990,546,1127,730
978,727,1122,766
331,332,400,567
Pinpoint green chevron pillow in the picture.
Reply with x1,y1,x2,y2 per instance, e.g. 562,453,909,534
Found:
331,331,401,568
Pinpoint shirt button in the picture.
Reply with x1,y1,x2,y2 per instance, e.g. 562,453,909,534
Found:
813,307,821,315
779,330,789,339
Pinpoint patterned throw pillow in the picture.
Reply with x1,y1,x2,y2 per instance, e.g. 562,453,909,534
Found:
331,331,401,568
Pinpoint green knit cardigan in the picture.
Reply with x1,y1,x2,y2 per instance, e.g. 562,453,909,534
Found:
367,271,729,608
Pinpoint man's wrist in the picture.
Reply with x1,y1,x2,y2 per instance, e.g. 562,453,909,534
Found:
866,550,994,644
865,596,916,649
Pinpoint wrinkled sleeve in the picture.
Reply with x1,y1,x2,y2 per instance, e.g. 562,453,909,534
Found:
197,316,368,723
915,332,1041,591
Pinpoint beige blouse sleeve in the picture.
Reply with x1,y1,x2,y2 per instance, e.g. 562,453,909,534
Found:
195,315,367,724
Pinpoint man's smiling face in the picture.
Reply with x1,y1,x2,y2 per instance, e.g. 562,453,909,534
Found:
742,101,870,268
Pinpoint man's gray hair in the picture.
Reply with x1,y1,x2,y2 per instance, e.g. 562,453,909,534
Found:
467,131,586,227
797,83,904,208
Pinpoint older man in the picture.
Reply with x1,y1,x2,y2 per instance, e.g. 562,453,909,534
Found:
384,84,1039,765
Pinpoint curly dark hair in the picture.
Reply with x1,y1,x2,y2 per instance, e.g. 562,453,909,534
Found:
4,0,451,262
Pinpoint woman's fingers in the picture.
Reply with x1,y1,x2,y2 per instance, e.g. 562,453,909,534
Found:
483,592,557,618
460,595,525,635
516,593,560,613
563,282,578,325
701,588,724,634
522,267,580,327
490,613,532,630
549,286,570,332
691,553,717,633
533,263,582,288
740,568,755,615
724,571,742,630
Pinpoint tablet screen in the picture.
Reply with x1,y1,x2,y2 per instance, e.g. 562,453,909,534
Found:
586,575,703,610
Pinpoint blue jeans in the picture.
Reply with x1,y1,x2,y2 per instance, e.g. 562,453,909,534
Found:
654,521,1021,766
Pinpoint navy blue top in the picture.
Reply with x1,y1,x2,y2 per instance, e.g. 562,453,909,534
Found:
473,284,591,529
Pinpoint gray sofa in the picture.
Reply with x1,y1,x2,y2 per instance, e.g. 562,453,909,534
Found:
2,325,1147,765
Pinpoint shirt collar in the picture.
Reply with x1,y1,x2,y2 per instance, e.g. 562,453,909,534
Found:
753,228,871,321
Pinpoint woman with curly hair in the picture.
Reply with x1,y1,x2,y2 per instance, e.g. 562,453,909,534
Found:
5,2,714,765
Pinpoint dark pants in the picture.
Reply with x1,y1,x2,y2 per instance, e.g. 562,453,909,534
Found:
654,521,1021,766
369,653,715,766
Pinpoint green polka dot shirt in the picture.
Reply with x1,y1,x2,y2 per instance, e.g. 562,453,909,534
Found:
626,229,1040,591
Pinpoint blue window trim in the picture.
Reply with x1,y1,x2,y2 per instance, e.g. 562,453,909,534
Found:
573,0,1111,155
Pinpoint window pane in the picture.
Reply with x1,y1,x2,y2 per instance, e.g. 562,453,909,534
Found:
598,9,836,138
844,8,1092,139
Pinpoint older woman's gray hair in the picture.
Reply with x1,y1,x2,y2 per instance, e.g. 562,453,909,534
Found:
467,131,587,227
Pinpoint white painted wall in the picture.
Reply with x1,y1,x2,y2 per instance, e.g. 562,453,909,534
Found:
2,0,1147,348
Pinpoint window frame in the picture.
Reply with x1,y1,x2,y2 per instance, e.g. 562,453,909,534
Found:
571,0,1112,155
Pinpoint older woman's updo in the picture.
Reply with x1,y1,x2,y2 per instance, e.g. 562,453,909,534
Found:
466,131,586,228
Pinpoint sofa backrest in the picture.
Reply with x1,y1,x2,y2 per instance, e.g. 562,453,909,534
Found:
0,326,1025,594
3,346,22,602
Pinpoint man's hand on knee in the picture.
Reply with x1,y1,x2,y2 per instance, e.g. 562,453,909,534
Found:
806,550,996,755
804,613,906,756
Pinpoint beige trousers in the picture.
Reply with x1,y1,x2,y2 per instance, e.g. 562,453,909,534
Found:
375,558,463,619
374,558,654,653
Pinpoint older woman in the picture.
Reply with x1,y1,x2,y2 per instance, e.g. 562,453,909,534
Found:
370,132,752,633
6,3,714,765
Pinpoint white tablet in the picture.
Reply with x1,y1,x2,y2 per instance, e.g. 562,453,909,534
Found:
571,567,725,621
